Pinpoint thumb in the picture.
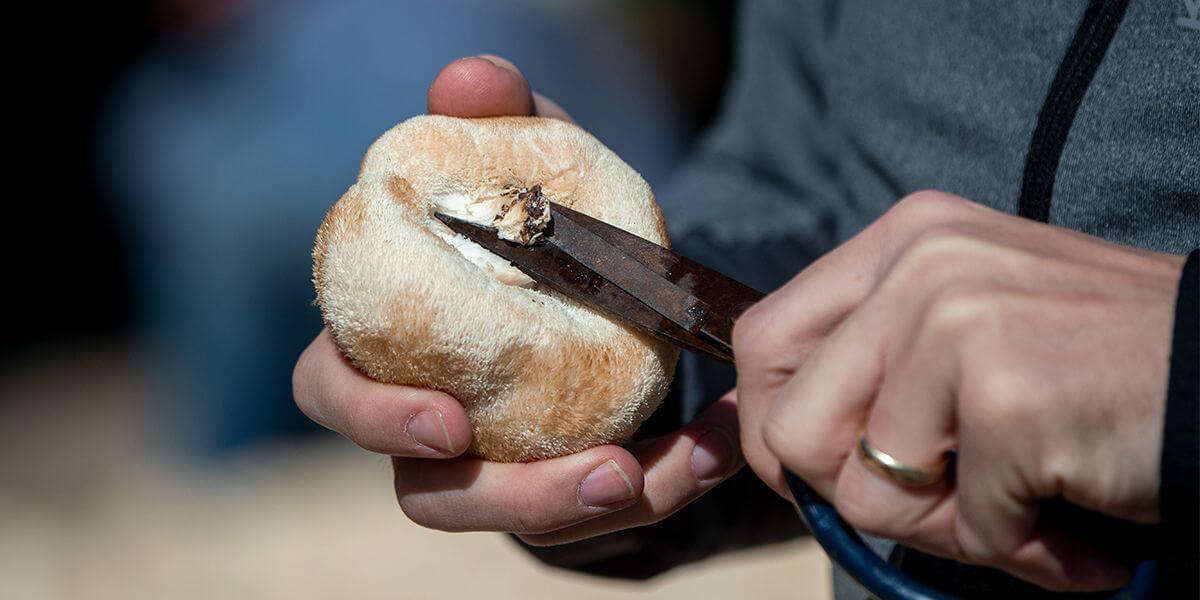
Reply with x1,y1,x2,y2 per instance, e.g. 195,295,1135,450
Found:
428,55,572,121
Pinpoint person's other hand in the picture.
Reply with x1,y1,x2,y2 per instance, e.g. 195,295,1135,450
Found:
293,55,742,545
733,191,1187,591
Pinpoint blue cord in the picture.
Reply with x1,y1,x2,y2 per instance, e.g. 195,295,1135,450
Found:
784,470,1159,599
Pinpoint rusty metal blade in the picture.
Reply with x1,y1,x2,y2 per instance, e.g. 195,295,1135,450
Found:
434,208,748,363
545,206,713,334
548,203,765,351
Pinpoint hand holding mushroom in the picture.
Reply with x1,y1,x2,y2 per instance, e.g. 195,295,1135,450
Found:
292,55,742,542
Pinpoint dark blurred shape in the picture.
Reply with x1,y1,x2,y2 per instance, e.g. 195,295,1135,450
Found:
617,0,735,132
4,4,154,354
147,0,244,36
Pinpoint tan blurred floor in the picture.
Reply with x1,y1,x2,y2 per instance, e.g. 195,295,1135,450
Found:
0,340,831,600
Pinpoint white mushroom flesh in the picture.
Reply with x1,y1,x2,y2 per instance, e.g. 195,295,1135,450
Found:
429,186,552,287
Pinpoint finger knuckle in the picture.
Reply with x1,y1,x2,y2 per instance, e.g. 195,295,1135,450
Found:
756,420,792,475
882,225,982,293
353,435,395,456
732,289,813,382
889,190,973,225
343,399,392,454
922,284,1003,340
761,406,818,475
731,299,774,362
905,225,980,268
760,417,790,459
959,361,1039,436
508,485,554,534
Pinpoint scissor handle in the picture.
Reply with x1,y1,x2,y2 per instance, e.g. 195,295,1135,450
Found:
784,470,1160,600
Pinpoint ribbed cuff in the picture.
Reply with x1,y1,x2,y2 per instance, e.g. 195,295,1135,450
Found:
1160,248,1198,595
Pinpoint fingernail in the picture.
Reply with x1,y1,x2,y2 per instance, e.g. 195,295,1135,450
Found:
578,460,635,507
406,410,454,454
692,429,734,482
474,54,511,71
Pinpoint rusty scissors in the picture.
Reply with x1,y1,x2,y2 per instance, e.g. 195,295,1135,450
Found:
437,203,1159,600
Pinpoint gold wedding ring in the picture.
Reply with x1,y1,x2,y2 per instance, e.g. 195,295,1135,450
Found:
858,433,953,487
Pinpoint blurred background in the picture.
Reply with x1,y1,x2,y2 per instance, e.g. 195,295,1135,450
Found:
2,0,828,597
